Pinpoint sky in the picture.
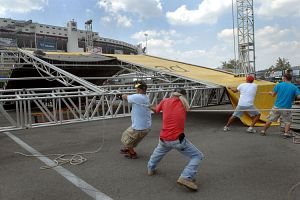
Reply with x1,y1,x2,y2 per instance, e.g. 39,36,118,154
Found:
0,0,299,71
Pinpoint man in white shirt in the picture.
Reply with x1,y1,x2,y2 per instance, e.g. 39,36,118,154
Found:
223,75,261,133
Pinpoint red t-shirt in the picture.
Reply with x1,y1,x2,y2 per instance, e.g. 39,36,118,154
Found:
155,97,186,141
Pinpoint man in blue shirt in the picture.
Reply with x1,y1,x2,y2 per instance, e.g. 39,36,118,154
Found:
119,81,151,158
261,73,300,137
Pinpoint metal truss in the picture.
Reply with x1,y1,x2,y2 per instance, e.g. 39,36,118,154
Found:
17,48,106,93
236,0,256,75
0,50,21,89
0,83,228,131
0,49,229,131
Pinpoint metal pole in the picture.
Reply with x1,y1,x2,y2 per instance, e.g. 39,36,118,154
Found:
144,33,148,54
35,29,37,50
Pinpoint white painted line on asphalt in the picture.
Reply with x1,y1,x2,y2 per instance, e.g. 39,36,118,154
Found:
4,131,113,200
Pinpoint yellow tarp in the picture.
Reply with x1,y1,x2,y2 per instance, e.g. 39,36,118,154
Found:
107,54,276,126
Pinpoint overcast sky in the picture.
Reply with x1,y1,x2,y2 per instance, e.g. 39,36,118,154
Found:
0,0,299,71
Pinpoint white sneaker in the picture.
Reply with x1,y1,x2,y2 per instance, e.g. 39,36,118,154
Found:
247,127,257,133
223,126,230,131
260,130,266,136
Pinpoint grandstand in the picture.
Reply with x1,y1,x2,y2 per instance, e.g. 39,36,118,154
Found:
0,18,144,89
0,18,141,54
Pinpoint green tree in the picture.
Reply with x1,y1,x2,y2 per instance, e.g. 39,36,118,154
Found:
220,59,239,72
269,57,291,71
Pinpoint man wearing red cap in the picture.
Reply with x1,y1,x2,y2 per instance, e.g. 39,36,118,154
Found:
224,75,261,133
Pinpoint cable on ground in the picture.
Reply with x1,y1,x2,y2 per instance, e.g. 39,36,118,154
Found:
15,130,104,170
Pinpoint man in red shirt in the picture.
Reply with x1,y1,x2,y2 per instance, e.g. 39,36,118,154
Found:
147,88,204,191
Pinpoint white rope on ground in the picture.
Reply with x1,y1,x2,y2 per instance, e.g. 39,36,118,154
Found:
288,181,300,200
15,130,105,170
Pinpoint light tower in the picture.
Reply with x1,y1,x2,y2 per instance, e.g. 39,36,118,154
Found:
236,0,255,76
85,19,93,52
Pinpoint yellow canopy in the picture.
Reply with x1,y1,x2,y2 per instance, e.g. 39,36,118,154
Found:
106,54,276,126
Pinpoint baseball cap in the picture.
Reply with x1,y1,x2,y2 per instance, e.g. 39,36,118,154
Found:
246,75,255,82
174,88,187,96
134,81,147,91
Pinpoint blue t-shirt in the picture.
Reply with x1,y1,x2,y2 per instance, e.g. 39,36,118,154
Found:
273,82,300,108
127,94,151,130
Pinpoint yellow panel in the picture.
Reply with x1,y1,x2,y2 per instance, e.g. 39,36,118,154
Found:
107,54,276,126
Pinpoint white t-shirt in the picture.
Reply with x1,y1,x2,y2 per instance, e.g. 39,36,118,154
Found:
237,83,257,106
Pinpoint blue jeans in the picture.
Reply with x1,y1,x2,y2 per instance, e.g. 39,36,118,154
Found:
147,138,204,180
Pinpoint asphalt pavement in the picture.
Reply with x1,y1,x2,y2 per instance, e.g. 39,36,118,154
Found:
0,105,299,200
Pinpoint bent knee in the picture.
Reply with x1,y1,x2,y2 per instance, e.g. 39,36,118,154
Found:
193,151,204,161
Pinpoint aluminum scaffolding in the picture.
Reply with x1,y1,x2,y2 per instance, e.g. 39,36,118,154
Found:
236,0,256,76
0,49,229,131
